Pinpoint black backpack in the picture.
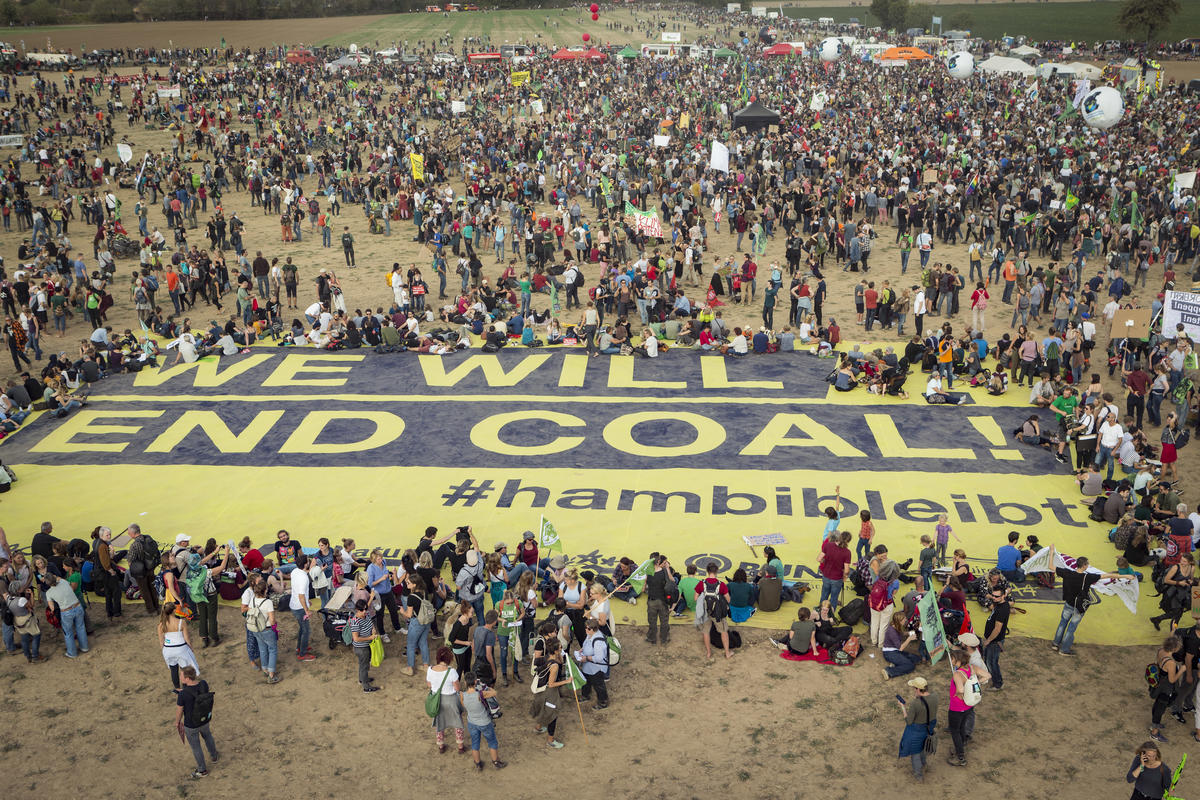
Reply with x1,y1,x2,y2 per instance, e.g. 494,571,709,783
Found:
1089,494,1109,523
702,582,728,622
838,597,867,626
188,682,215,727
710,626,742,649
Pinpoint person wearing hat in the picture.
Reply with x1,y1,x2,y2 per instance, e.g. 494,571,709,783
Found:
7,592,45,662
172,533,193,562
897,676,937,782
494,541,530,589
956,631,991,745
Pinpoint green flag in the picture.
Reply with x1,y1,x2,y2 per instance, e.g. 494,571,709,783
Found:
565,651,587,691
601,96,611,116
627,558,654,593
1057,104,1078,122
916,588,948,665
1065,191,1079,210
538,515,562,554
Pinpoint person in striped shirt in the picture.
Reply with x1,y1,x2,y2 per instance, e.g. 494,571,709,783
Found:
351,599,380,693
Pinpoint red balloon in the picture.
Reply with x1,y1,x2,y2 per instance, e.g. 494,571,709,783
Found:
589,3,598,11
582,33,590,42
592,12,598,20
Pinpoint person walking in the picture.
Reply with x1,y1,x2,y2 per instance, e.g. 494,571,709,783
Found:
462,671,507,770
896,676,937,782
341,226,355,267
175,666,219,779
351,598,381,693
1126,741,1174,799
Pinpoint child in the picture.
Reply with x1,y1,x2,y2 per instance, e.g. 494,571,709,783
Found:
934,514,960,567
918,535,936,589
857,510,875,562
1115,556,1142,582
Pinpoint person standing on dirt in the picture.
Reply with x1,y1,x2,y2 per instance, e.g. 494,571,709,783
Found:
351,598,381,693
341,226,355,267
695,561,732,660
175,666,220,779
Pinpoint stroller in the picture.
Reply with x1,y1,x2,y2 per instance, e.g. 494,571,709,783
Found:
319,585,355,650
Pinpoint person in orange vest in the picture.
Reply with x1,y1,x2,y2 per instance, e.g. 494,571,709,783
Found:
1001,258,1017,304
937,326,956,388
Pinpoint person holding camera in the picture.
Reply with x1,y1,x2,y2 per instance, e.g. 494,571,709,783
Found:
1125,741,1172,800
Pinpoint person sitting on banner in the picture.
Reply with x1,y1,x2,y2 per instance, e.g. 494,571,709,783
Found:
880,610,921,680
607,558,639,605
1014,415,1058,450
1029,372,1057,408
833,359,858,392
813,600,852,650
924,371,966,405
726,569,757,623
770,606,817,656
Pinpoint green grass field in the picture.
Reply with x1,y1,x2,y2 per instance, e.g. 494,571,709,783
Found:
782,2,1200,43
317,7,636,49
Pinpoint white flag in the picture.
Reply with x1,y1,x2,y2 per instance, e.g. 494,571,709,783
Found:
1093,577,1139,615
709,140,729,173
1018,546,1067,575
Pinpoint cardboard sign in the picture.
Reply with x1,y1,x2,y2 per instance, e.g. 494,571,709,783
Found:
1111,307,1152,339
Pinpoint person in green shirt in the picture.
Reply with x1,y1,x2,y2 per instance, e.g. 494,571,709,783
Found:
677,564,702,613
518,273,532,317
898,232,912,274
50,291,68,336
495,590,523,687
1050,386,1079,463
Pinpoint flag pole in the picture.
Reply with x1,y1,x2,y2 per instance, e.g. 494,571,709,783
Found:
572,682,588,744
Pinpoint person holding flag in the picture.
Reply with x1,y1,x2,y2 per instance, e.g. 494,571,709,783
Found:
574,618,610,710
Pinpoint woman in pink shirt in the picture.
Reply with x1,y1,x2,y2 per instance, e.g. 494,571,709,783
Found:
946,649,978,767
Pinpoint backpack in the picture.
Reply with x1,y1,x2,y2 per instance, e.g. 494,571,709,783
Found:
868,578,892,611
702,581,728,622
838,597,867,625
1045,340,1060,361
960,668,983,707
573,270,585,288
1088,494,1108,523
709,626,742,649
1176,428,1191,450
143,274,159,291
188,683,215,727
605,635,622,666
246,597,270,633
416,593,436,626
341,233,353,248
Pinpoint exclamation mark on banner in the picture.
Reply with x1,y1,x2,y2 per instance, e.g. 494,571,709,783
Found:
968,416,1023,461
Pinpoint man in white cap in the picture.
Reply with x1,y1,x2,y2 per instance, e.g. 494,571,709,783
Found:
172,533,193,562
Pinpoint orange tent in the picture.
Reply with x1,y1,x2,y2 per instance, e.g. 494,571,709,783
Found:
879,46,933,60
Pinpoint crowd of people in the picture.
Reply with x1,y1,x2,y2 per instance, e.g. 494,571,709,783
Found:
0,4,1194,791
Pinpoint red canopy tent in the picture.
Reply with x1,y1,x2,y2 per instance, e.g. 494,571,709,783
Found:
584,47,607,60
763,43,795,57
551,48,586,60
466,52,502,62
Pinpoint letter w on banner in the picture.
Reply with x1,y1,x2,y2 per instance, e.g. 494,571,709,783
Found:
624,202,662,238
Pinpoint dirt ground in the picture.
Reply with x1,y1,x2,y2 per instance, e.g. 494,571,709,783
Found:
0,59,1195,797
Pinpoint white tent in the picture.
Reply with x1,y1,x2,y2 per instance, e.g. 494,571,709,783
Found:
978,55,1036,76
1010,44,1041,58
1066,61,1103,80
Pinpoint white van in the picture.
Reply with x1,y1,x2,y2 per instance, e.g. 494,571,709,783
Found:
640,43,679,59
500,44,533,59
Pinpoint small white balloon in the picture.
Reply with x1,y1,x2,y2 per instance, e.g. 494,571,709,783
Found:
946,51,974,80
818,37,842,63
1080,86,1123,130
